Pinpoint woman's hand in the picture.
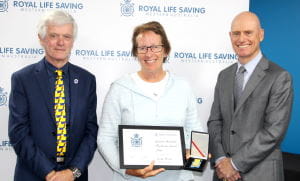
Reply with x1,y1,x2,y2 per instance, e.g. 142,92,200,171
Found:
125,161,165,178
186,149,191,160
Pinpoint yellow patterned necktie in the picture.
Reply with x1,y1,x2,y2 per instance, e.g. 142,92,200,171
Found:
54,70,67,162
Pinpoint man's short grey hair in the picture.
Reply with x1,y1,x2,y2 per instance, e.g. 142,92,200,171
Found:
37,10,77,39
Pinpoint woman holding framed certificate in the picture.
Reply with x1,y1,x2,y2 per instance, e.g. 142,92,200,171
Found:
97,21,203,181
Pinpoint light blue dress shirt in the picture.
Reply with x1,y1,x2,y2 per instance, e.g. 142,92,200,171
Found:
236,51,263,90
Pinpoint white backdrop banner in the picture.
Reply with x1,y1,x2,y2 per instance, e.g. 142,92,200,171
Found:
0,0,249,180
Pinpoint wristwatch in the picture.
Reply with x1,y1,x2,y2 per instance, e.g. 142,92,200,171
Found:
69,167,81,179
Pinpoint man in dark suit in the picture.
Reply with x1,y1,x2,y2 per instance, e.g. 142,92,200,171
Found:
8,10,98,181
208,11,293,181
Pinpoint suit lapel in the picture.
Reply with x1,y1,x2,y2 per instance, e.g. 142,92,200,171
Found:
234,57,268,114
228,65,237,117
34,60,55,125
69,64,79,129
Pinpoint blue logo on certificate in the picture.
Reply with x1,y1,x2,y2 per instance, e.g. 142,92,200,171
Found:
131,134,142,147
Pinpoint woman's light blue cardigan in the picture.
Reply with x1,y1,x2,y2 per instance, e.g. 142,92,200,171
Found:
97,72,203,181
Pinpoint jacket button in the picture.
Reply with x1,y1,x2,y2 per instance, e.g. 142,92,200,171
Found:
231,130,236,135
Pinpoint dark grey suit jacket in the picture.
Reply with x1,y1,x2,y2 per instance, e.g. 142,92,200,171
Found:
208,56,293,181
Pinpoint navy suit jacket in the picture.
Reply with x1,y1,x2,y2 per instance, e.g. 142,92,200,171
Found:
8,59,98,181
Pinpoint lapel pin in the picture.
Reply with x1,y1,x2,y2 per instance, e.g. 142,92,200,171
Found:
74,79,79,84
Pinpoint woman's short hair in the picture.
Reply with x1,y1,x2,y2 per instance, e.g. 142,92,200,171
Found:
131,21,171,62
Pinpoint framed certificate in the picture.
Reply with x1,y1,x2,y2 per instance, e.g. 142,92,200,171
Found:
184,131,209,172
119,125,186,170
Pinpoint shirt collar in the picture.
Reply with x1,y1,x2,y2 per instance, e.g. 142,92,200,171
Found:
237,51,262,74
44,57,69,77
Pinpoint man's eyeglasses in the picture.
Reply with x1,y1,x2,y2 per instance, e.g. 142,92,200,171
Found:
137,45,164,54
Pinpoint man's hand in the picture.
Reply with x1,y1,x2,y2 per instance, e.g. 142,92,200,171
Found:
215,157,241,181
46,169,74,181
45,170,56,181
125,161,165,178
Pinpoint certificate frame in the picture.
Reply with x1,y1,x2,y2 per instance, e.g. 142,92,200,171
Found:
119,125,186,170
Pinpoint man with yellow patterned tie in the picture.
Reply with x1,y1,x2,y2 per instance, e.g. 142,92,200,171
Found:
9,10,98,181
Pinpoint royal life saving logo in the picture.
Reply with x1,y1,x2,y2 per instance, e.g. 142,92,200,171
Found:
0,87,8,107
0,140,13,151
131,134,142,147
120,0,206,18
0,0,84,13
120,0,134,16
0,0,9,12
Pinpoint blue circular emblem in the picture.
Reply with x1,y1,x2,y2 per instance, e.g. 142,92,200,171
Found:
0,87,7,106
0,93,7,106
0,0,9,12
120,0,134,17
